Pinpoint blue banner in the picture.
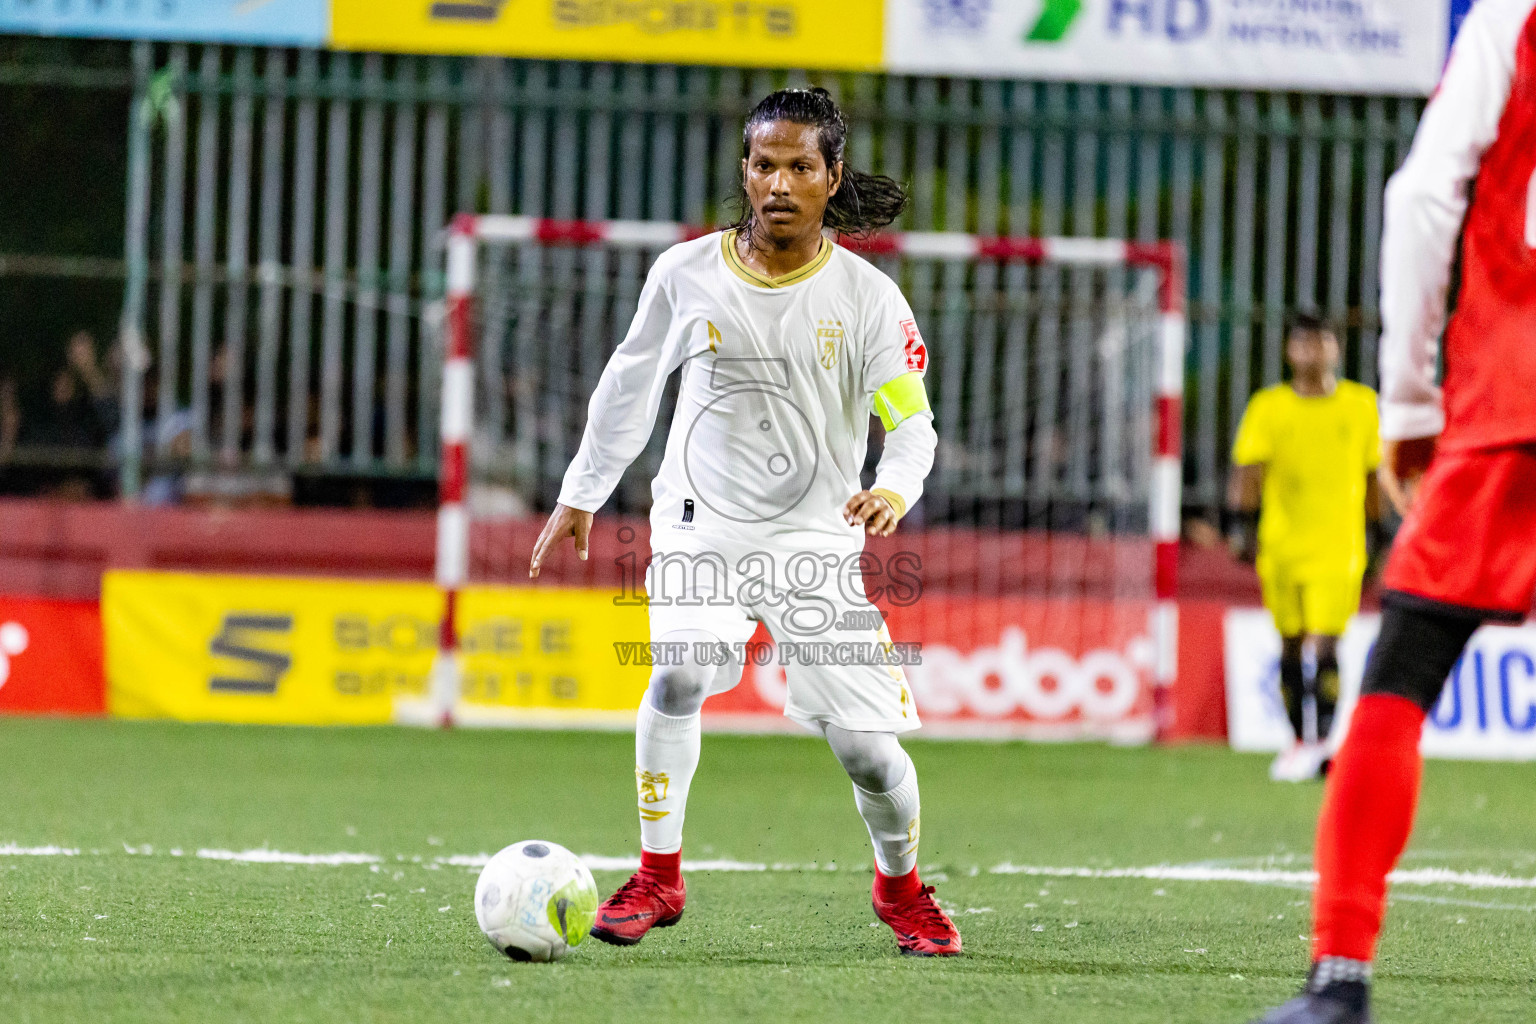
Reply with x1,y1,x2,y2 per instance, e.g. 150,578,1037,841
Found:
0,0,327,46
1449,0,1477,51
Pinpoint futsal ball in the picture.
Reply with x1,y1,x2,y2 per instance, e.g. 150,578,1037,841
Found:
474,840,598,962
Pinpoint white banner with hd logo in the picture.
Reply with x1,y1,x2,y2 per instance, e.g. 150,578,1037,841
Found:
1225,608,1536,761
885,0,1451,95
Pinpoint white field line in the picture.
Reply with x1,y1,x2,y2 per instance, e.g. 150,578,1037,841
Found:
0,843,79,856
194,849,382,866
1386,891,1536,913
985,862,1536,890
6,842,1536,891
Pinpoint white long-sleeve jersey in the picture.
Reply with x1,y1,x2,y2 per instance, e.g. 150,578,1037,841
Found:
1379,0,1536,449
557,230,937,545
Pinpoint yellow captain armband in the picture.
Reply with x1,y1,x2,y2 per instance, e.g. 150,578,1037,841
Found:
872,372,931,432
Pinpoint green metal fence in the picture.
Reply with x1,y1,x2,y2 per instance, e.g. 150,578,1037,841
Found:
103,44,1424,513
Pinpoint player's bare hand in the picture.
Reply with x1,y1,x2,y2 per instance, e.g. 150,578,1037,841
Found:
529,503,593,579
1379,435,1437,518
843,490,898,537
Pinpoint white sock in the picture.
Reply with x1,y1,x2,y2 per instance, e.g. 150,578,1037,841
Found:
1311,956,1372,989
635,701,701,854
851,752,920,877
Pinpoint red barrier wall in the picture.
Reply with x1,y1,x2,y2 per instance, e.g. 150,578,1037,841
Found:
0,498,1265,736
0,499,437,598
1,498,1280,603
1169,601,1228,741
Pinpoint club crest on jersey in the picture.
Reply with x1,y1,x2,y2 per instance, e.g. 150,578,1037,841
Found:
900,319,927,373
816,319,843,369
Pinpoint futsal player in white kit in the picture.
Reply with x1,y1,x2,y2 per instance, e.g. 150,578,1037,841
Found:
529,88,961,956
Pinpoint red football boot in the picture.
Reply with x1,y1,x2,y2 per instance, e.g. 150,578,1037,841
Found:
589,855,686,946
872,869,963,957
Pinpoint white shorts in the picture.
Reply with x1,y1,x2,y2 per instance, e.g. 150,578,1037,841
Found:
645,527,920,733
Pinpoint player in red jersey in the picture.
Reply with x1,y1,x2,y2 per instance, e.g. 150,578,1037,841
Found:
1252,2,1536,1021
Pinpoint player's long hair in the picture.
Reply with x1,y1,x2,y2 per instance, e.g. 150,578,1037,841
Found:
733,87,909,240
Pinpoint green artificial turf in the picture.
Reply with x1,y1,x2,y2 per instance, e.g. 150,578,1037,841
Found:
2,719,1533,1022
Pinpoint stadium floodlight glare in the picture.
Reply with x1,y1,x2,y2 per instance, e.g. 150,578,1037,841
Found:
422,215,1185,738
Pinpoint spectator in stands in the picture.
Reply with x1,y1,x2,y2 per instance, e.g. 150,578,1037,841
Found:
11,330,115,498
141,407,192,506
26,331,113,450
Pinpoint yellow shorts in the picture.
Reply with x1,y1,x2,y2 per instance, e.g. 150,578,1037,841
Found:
1258,565,1362,638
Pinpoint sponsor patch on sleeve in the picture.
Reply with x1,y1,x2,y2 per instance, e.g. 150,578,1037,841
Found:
900,319,927,373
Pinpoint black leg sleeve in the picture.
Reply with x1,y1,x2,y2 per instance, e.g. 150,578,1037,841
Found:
1314,652,1341,739
1279,652,1306,741
1360,597,1484,712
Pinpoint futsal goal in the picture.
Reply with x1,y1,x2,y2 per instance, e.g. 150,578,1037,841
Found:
416,215,1184,741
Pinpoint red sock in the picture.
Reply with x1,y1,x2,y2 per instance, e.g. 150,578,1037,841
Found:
1313,694,1426,962
874,866,923,902
639,849,682,888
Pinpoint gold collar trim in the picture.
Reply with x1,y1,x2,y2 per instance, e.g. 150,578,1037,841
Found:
722,229,834,289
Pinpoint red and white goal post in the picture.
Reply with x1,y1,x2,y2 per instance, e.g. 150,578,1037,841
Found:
426,214,1184,739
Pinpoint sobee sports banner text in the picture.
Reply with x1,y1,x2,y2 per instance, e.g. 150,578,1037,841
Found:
0,0,328,46
104,571,654,726
330,0,883,71
886,0,1452,96
1225,609,1536,761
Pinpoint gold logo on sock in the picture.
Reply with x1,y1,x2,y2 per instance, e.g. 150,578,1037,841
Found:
636,770,672,820
636,769,670,804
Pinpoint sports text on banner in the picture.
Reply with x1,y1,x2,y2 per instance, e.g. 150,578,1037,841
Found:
102,571,656,726
331,0,884,70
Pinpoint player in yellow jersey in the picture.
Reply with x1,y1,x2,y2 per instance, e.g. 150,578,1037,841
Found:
1229,312,1383,782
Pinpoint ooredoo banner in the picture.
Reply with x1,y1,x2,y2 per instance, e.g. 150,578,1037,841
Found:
0,595,105,716
330,0,884,71
103,570,1154,737
886,0,1451,95
0,0,328,45
707,595,1157,740
1225,608,1536,760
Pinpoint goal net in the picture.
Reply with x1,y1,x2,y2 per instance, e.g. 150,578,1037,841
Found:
429,216,1183,741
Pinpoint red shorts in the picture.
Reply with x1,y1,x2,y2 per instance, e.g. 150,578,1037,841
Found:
1383,443,1536,621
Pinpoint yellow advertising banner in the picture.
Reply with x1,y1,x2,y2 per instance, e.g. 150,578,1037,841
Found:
104,571,651,727
455,583,651,724
330,0,883,71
